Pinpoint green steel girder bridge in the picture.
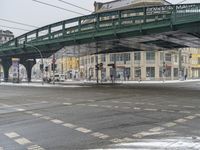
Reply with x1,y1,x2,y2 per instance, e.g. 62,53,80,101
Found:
0,3,200,82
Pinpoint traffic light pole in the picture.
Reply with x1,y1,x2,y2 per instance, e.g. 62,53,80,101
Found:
96,47,99,84
52,54,55,85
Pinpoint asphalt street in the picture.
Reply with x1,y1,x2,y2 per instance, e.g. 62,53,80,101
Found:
0,81,200,150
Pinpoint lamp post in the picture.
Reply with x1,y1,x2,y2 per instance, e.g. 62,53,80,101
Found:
23,43,44,85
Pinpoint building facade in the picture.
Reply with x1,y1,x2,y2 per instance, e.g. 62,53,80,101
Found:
0,30,14,45
80,48,200,81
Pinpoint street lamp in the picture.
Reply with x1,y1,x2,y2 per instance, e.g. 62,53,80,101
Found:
23,42,44,85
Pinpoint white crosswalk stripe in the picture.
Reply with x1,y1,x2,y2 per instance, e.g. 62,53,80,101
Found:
27,145,45,150
51,119,63,124
5,132,20,138
62,123,77,128
14,138,32,145
91,132,110,139
75,127,92,133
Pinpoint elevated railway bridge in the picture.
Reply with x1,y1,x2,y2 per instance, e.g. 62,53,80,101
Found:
0,3,200,81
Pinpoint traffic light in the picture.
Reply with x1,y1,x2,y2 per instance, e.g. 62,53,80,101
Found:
51,64,57,71
40,64,44,71
45,66,49,72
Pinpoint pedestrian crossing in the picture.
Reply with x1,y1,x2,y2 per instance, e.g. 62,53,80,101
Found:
1,99,200,149
3,132,46,150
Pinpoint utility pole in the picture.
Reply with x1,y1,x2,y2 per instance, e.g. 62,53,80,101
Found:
178,49,182,80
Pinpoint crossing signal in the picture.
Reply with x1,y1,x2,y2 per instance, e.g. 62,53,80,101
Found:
51,64,57,71
45,66,49,72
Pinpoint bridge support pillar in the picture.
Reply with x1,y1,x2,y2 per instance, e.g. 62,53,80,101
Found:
1,58,12,82
21,59,36,82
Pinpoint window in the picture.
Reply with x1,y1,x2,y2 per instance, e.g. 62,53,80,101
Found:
101,54,106,62
160,52,164,61
174,68,178,77
91,56,94,63
146,67,155,78
165,53,171,62
165,66,171,77
134,52,141,61
198,58,200,64
110,54,115,62
134,67,141,77
146,51,155,61
124,53,131,61
174,55,178,63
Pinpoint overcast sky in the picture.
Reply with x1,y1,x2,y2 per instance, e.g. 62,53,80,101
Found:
0,0,199,36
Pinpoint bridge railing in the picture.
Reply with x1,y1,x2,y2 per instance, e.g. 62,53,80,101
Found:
0,3,200,51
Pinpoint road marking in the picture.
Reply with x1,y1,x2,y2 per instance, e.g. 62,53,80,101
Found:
76,104,86,106
174,118,187,123
111,101,120,103
133,107,141,110
168,104,178,107
110,137,134,143
88,104,98,107
40,116,51,120
87,100,95,102
15,138,32,145
161,109,175,113
16,108,26,111
144,108,158,111
149,127,165,132
5,132,20,138
0,147,3,150
110,138,124,143
122,106,131,109
135,102,145,105
27,145,45,150
133,131,161,138
63,103,72,105
179,111,191,114
122,102,132,104
32,113,43,117
25,111,34,114
91,132,110,139
51,119,63,124
5,132,46,149
183,106,195,108
195,114,200,117
62,123,77,128
163,122,177,127
114,106,119,108
75,127,92,133
147,103,156,106
101,105,112,108
185,115,196,120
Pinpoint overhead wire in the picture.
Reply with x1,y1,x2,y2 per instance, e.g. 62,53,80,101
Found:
32,0,85,15
0,18,39,28
58,0,93,13
0,25,30,32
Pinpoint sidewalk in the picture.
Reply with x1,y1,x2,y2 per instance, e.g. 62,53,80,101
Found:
0,79,200,88
82,79,200,84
